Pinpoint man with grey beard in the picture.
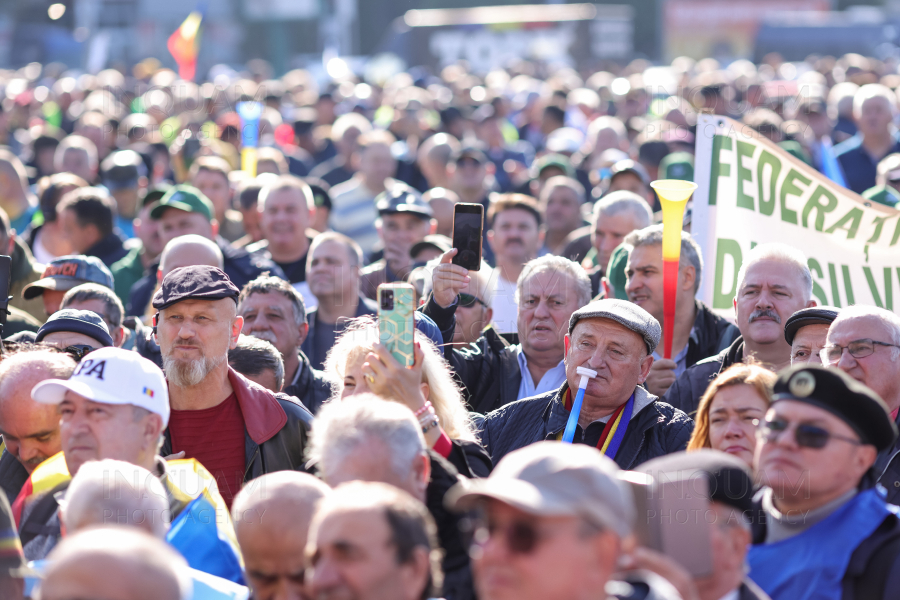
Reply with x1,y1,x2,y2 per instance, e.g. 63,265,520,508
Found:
152,265,313,506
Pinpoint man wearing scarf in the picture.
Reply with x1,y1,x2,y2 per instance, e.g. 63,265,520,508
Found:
481,298,693,469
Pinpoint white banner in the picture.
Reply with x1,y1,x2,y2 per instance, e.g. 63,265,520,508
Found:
693,114,900,315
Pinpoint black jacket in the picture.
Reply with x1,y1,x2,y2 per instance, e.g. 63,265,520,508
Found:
0,449,28,504
84,232,128,267
421,295,522,414
282,350,333,415
480,384,694,469
428,450,475,600
160,368,314,481
663,336,745,416
684,300,741,369
875,421,900,506
750,491,900,600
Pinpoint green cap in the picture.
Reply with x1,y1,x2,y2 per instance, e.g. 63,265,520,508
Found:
862,184,900,208
532,153,575,179
659,151,694,182
149,185,215,221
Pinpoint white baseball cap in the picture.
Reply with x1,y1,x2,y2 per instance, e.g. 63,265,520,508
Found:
32,347,170,428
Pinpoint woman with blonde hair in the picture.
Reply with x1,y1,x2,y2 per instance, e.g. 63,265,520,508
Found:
324,317,490,477
687,363,776,467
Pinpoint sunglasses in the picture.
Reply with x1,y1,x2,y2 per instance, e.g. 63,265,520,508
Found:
470,517,549,555
757,418,862,449
459,293,488,309
819,338,900,364
63,344,96,361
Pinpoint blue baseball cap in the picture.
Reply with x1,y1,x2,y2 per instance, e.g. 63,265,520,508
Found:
415,312,443,348
35,309,114,348
23,255,115,300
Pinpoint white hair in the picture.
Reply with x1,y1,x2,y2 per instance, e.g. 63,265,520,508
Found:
735,243,812,302
515,255,592,307
63,459,170,539
309,395,426,482
593,190,653,228
831,304,900,350
853,83,897,118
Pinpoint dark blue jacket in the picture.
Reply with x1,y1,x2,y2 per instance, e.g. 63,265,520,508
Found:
480,384,693,469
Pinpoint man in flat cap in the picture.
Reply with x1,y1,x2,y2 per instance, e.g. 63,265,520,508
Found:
821,305,900,505
481,298,693,468
785,306,839,365
152,265,313,507
748,365,900,600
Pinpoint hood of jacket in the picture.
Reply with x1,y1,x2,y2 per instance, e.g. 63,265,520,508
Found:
228,367,288,445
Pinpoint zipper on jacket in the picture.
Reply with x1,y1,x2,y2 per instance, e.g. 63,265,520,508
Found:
243,447,260,482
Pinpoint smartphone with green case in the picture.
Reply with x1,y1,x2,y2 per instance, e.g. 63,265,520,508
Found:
377,283,415,367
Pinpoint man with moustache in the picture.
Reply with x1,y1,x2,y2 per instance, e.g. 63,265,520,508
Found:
486,194,544,336
623,225,739,397
664,243,817,414
152,265,312,506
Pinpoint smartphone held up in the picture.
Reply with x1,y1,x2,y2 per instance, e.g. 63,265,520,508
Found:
377,282,415,367
451,203,484,271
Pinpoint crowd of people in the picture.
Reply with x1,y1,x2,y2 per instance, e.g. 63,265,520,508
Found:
0,50,898,600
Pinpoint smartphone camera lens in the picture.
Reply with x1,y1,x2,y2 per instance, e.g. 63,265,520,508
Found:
381,290,394,311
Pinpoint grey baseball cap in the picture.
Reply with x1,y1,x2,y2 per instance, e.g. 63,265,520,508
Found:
445,441,634,538
569,298,662,354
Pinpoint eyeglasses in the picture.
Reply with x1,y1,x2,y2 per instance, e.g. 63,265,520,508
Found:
459,293,488,309
819,338,900,364
756,417,862,449
63,345,96,360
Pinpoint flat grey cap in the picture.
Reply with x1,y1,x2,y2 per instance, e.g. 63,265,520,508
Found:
568,298,661,354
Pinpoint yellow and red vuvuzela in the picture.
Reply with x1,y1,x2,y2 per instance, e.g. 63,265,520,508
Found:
650,180,698,359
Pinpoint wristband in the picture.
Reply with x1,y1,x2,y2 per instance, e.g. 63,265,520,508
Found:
413,401,433,418
417,406,437,425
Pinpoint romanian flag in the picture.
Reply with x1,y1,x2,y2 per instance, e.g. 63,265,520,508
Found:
12,453,243,584
12,451,69,526
166,458,245,584
167,6,205,82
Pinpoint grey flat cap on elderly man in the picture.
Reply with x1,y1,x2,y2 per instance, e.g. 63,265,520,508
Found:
481,299,693,469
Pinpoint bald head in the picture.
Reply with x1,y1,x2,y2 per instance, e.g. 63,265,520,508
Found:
40,527,192,600
0,350,76,472
0,149,30,203
159,234,224,279
232,471,330,600
63,459,170,539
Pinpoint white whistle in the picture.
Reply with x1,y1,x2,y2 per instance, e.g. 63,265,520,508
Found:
575,366,597,390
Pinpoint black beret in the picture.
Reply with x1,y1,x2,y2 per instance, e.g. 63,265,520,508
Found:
635,450,756,515
784,306,840,345
152,266,240,311
772,365,898,452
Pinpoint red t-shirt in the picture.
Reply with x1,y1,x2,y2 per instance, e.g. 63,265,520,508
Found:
169,393,246,507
